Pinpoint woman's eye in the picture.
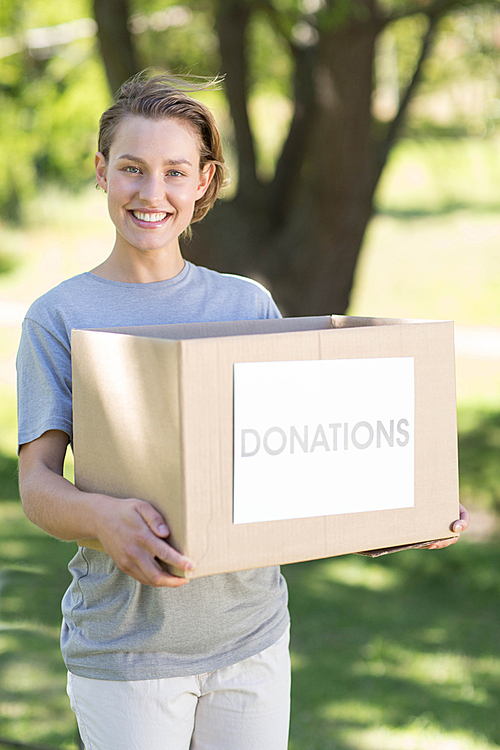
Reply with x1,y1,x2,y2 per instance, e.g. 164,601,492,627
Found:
124,166,141,174
168,170,183,177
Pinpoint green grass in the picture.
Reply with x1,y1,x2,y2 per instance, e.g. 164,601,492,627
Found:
0,482,78,748
375,137,500,216
458,407,500,515
350,136,500,330
350,209,500,328
286,540,500,749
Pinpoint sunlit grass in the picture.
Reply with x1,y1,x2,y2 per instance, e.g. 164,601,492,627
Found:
285,542,500,750
0,184,113,311
318,556,401,591
0,496,77,749
375,136,500,214
342,725,497,750
350,210,500,327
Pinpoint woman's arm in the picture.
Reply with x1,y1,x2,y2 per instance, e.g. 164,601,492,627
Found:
19,430,194,587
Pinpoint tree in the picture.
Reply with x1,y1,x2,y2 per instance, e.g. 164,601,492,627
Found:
0,4,109,222
93,0,484,315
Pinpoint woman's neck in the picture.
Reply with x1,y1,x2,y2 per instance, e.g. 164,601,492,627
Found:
90,243,185,283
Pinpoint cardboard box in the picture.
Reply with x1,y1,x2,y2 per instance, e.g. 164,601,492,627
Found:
72,315,459,577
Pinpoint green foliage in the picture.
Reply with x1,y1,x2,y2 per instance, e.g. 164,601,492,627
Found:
371,5,500,138
32,57,109,185
382,13,430,91
247,11,293,97
9,0,91,28
318,0,367,31
425,8,500,88
407,7,500,136
130,1,220,77
0,0,108,222
2,0,500,223
0,98,37,221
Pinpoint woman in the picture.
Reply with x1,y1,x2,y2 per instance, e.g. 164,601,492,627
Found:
17,73,469,750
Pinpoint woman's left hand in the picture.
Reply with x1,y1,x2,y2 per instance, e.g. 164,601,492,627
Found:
424,504,470,549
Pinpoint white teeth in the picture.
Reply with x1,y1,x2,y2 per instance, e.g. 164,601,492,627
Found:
132,211,168,222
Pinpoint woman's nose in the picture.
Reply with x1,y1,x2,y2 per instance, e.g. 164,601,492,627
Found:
138,173,165,204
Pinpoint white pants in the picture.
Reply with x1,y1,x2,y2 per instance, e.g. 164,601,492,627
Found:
67,628,291,750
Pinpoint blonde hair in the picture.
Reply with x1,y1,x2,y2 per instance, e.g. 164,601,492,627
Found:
98,73,227,224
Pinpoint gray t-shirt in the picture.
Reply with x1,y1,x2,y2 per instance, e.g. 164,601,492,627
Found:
17,261,289,680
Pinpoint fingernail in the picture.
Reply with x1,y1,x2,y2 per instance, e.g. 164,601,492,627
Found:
158,524,168,535
455,523,464,532
185,560,196,571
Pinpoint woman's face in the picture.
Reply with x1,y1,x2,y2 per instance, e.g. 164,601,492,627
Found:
95,115,214,257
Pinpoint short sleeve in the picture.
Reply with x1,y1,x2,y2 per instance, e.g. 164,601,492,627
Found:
266,296,282,320
16,317,73,449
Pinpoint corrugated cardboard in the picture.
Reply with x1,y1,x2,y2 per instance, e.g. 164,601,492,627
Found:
72,315,459,578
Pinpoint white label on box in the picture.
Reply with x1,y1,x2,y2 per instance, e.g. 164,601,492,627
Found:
233,357,414,524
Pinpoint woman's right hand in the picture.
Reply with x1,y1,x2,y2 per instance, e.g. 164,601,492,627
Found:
18,429,195,588
91,494,195,587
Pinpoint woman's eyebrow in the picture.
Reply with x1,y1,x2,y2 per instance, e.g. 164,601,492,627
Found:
116,153,193,167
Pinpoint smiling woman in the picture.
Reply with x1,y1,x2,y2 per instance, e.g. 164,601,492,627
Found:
90,73,227,284
16,73,290,750
96,75,226,225
14,71,470,750
93,116,216,281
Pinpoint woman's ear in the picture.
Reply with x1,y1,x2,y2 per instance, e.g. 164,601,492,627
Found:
196,163,216,199
95,152,108,192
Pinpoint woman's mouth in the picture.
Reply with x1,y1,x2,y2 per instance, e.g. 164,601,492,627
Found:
129,210,170,226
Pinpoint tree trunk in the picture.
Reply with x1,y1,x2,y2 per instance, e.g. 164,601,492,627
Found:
93,0,140,94
286,23,379,315
186,22,380,316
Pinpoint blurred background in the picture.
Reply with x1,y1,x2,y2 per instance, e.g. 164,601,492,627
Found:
1,0,500,748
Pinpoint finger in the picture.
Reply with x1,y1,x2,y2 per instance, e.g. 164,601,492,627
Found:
129,526,196,575
426,537,459,550
154,537,196,574
129,520,196,574
452,503,470,533
135,566,191,588
136,501,170,538
119,550,191,588
144,559,191,588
